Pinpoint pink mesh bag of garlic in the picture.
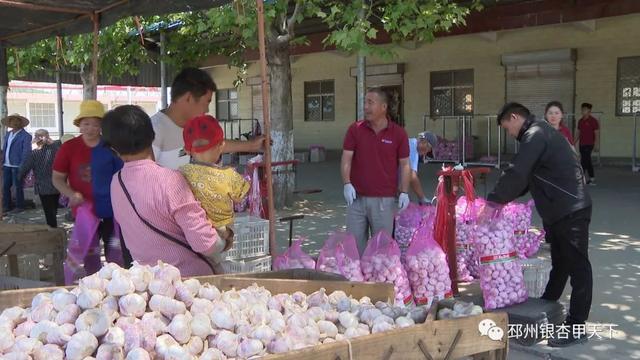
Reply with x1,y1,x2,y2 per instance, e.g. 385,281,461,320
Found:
474,205,528,310
455,197,483,280
273,238,316,270
503,200,535,259
394,204,435,261
361,231,413,306
316,232,364,281
405,222,452,306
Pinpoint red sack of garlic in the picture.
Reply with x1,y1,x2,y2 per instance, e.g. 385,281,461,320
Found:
405,222,452,306
361,231,413,306
273,238,316,270
316,232,365,281
503,200,539,259
474,205,528,309
455,197,478,281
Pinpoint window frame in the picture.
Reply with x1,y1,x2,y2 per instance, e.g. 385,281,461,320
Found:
616,56,640,116
27,102,57,129
304,80,335,122
216,88,239,121
430,69,474,117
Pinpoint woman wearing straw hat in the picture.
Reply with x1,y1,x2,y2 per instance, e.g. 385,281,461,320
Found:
2,114,33,213
52,100,129,281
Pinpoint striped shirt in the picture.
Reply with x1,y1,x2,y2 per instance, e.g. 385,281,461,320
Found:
111,159,222,276
18,141,61,195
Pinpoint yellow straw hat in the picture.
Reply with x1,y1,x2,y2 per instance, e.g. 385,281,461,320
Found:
74,100,105,127
1,114,30,128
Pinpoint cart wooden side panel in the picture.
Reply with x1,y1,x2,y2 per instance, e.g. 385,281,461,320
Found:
0,276,394,310
266,312,508,360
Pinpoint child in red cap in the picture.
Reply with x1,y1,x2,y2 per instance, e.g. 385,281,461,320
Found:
180,115,250,271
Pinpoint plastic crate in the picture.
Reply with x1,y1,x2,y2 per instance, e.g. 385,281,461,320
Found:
225,215,269,260
222,255,272,274
519,258,552,297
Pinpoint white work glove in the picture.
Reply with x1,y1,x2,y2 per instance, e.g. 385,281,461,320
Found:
398,192,410,211
343,183,357,206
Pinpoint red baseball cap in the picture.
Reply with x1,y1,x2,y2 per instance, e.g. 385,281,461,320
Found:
183,115,224,154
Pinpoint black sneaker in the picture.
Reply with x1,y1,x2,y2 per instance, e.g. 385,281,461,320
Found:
548,332,588,347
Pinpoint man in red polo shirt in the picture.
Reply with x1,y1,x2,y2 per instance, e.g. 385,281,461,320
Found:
341,88,411,253
576,103,599,185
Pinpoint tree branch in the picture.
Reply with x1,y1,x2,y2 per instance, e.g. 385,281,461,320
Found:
286,0,303,38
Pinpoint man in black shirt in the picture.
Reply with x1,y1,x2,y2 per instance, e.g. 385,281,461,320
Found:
486,102,593,347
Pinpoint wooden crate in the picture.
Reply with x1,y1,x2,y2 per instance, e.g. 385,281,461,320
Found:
0,224,65,285
0,275,394,310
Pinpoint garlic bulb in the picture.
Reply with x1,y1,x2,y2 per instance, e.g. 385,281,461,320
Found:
306,306,325,322
80,274,106,292
33,344,64,360
106,269,136,297
395,316,415,328
98,262,122,280
100,296,120,321
199,348,227,360
175,282,195,307
372,321,395,334
190,298,213,315
191,313,213,339
152,261,181,284
128,263,153,292
338,311,358,329
125,348,151,360
14,319,36,337
1,352,31,360
237,338,264,358
358,307,382,327
185,336,204,355
168,314,192,344
155,334,179,357
328,291,348,306
221,289,246,311
55,303,81,325
317,320,338,339
148,278,176,298
165,345,193,360
250,324,276,345
307,288,328,308
182,278,201,296
95,343,124,360
266,336,290,354
118,293,147,318
198,284,221,301
31,293,52,308
141,312,169,336
0,331,15,352
149,295,186,318
29,320,70,345
75,309,110,337
215,330,239,358
9,335,42,354
104,327,125,347
30,300,55,323
65,331,98,360
77,288,104,310
210,303,235,330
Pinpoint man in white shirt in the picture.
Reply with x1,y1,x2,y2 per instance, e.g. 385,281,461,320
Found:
407,131,438,204
152,68,265,170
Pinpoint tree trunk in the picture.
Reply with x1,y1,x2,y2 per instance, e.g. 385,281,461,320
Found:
266,37,295,209
80,63,97,100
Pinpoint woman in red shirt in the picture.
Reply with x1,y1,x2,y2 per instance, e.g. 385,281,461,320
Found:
544,101,574,145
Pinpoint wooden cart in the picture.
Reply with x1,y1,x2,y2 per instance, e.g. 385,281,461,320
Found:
0,275,508,359
0,224,65,285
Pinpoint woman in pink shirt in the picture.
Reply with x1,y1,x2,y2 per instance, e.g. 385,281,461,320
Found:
101,105,232,276
545,101,574,145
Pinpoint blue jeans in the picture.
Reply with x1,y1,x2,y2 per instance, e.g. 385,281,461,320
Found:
3,166,24,210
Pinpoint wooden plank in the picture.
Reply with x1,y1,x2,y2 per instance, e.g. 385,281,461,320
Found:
210,277,395,303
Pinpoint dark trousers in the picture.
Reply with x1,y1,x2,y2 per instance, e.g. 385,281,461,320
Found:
2,166,24,210
39,194,60,228
579,145,595,178
99,217,133,269
541,207,593,324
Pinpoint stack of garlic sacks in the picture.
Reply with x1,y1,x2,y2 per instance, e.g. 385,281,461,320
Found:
0,261,429,359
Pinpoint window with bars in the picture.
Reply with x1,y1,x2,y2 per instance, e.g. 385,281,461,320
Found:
430,69,474,117
216,89,239,121
304,80,335,121
28,103,56,128
617,57,640,116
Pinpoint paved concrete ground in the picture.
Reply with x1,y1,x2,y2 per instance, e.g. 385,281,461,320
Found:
3,160,639,359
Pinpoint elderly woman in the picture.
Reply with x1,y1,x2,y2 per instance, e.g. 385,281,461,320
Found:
102,105,231,276
18,129,61,227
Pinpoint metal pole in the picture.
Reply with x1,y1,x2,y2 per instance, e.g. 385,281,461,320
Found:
487,115,491,158
160,31,168,109
461,116,466,165
56,70,64,137
0,41,7,220
633,112,639,172
497,123,502,168
256,0,276,257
